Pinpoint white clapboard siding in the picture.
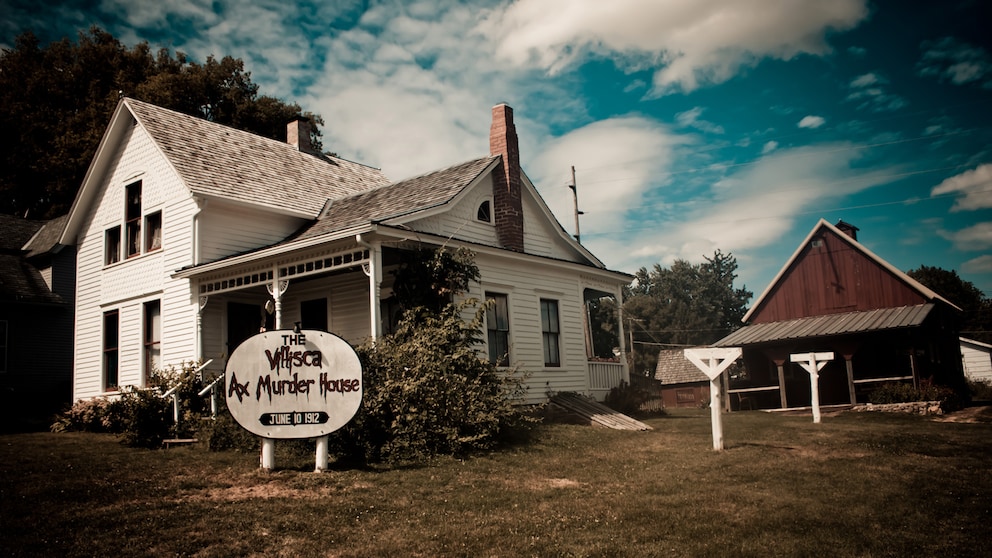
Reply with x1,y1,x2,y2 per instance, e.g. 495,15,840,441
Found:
473,254,590,404
73,123,198,399
961,339,992,383
329,271,372,344
198,202,306,264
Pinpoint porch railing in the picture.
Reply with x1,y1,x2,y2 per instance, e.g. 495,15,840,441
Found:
588,360,624,391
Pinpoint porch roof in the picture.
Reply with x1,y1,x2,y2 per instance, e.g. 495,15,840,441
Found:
713,303,934,347
289,156,498,243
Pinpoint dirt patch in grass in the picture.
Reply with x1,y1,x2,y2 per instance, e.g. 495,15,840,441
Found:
936,404,992,423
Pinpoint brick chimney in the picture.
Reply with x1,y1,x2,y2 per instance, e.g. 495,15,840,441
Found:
490,104,524,252
287,118,313,153
835,220,859,240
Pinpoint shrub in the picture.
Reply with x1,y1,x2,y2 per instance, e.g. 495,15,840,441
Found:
868,379,961,412
967,379,992,401
198,409,259,452
51,360,207,447
50,397,116,433
604,381,653,416
330,301,534,464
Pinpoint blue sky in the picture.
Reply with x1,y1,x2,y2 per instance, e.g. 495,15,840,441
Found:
4,0,991,300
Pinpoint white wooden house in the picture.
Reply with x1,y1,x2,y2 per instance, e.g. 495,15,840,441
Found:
59,98,631,404
960,337,992,384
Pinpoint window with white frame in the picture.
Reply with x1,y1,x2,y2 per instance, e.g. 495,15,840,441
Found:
103,310,119,391
485,292,510,366
540,299,561,367
125,181,142,258
104,226,121,265
144,300,161,383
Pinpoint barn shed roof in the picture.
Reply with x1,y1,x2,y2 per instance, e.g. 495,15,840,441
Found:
714,303,934,347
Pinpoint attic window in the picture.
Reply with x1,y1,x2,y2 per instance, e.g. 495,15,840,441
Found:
125,181,142,258
811,238,824,249
477,200,492,223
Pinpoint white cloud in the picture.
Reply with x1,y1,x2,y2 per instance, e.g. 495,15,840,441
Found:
846,71,907,112
597,143,898,275
919,37,992,87
931,164,992,211
962,254,992,274
762,140,778,154
528,117,682,236
675,107,725,134
939,222,992,251
479,0,868,95
798,115,826,129
849,72,880,88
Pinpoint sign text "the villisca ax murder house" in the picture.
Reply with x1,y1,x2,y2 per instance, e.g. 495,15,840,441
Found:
225,330,363,439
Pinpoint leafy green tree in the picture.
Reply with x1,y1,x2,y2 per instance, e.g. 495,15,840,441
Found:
624,250,752,375
0,27,323,218
907,265,992,344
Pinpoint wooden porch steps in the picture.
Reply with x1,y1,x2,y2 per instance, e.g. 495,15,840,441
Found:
549,393,652,431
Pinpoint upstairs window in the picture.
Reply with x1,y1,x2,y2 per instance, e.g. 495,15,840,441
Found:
125,181,142,258
144,210,162,252
104,226,121,265
540,299,561,367
486,292,510,366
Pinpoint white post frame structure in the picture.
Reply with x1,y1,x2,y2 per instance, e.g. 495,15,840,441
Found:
790,352,834,424
684,347,742,450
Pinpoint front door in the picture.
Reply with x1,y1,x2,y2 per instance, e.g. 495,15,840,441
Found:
227,302,272,355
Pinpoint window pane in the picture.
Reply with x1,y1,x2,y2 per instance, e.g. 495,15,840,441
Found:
540,299,560,366
104,311,119,389
144,211,162,252
105,227,121,265
485,293,510,366
125,181,142,257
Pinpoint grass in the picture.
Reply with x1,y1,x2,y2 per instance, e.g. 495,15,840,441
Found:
2,408,991,557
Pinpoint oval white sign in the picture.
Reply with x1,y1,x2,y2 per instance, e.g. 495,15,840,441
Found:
225,330,362,439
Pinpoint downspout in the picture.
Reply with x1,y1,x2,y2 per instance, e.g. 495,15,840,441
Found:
356,234,382,341
192,198,206,361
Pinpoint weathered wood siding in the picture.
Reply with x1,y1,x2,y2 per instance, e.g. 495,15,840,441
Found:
750,228,928,323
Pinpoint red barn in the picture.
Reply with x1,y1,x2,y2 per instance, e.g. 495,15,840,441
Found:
714,219,965,410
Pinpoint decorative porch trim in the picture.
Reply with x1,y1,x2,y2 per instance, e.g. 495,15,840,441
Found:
195,247,370,296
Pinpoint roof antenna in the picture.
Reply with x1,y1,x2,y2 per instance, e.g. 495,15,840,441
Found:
568,165,584,243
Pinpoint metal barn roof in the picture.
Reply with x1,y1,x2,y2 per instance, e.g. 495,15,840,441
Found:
714,303,934,347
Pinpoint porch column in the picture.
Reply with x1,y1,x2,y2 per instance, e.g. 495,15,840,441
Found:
615,284,630,384
196,295,208,362
267,273,289,330
844,354,856,404
773,359,788,409
359,237,382,341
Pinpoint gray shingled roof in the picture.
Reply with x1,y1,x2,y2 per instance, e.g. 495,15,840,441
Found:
289,156,497,243
0,214,63,303
126,98,390,217
0,214,43,252
655,349,709,385
24,215,68,258
714,304,934,347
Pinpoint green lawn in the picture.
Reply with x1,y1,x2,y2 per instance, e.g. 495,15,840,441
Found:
2,408,990,557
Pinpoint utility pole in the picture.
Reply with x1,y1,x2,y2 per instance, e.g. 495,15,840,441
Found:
568,165,583,242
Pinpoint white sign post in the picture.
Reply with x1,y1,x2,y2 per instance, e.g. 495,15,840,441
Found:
684,347,742,450
225,330,363,472
790,352,834,424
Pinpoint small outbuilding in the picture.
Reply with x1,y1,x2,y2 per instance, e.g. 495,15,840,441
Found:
714,219,966,410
